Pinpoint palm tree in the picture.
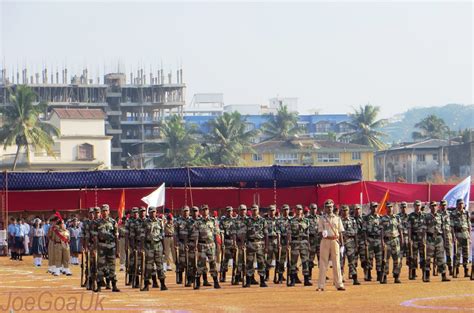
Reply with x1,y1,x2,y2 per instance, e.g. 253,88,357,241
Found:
412,115,450,140
204,111,258,165
147,114,206,168
0,85,59,170
342,104,388,150
261,104,302,141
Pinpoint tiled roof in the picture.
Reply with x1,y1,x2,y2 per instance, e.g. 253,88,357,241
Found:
52,108,106,120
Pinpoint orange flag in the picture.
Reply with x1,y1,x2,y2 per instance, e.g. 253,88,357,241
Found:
377,189,390,216
118,189,125,225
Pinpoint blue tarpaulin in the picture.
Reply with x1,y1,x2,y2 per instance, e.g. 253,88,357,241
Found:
1,165,362,191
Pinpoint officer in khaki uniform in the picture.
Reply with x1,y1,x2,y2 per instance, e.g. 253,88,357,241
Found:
317,199,345,291
163,214,176,271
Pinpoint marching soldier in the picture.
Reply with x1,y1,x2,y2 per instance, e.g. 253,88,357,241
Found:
307,203,320,282
450,198,472,278
380,202,403,284
94,204,120,292
397,202,409,271
276,204,291,284
186,206,201,287
341,205,360,285
125,207,139,286
424,201,450,282
264,205,279,283
192,205,221,289
243,204,268,288
219,206,236,282
233,204,249,285
364,202,382,281
288,205,311,287
353,205,367,280
163,214,176,271
407,200,426,280
130,207,147,288
174,206,191,285
140,206,167,291
439,199,454,275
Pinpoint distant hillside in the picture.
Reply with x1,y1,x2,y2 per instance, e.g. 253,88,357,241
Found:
382,104,474,143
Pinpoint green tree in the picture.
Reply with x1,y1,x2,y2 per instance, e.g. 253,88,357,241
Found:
204,111,258,165
147,114,206,168
412,115,450,140
261,104,302,141
342,104,387,150
0,85,59,170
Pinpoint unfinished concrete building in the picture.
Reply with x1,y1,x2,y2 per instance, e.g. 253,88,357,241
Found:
0,66,185,168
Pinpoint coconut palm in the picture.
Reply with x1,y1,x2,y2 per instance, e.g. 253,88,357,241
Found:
204,111,258,165
412,115,450,140
261,104,302,141
0,85,59,170
342,104,387,150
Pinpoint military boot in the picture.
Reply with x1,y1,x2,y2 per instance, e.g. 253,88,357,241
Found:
423,270,430,282
152,275,159,288
304,275,313,286
160,278,168,291
260,275,268,287
448,265,453,276
453,267,459,278
105,278,111,290
376,271,382,282
126,274,132,286
213,275,221,289
464,266,469,277
352,274,361,285
294,273,302,284
394,273,401,284
193,275,200,290
265,269,270,282
134,276,140,288
442,273,451,282
112,280,120,292
219,271,226,282
203,274,212,286
243,275,251,288
141,280,150,291
94,282,101,293
251,274,259,285
287,274,295,287
409,269,416,280
365,270,372,281
185,275,192,287
379,272,387,284
177,271,183,284
278,273,283,284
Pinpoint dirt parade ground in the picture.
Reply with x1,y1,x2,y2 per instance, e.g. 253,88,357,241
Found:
0,256,472,313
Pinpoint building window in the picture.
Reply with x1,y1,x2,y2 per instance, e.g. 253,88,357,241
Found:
274,153,298,164
315,121,332,133
416,154,425,162
77,143,94,160
317,152,340,163
244,123,255,132
252,154,263,162
352,152,361,160
432,154,438,161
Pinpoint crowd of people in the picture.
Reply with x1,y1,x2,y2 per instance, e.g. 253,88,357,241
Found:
6,198,473,293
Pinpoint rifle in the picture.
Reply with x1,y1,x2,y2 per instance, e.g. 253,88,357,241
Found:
185,245,189,284
175,245,180,284
139,250,145,290
125,246,130,285
286,244,291,287
242,246,247,287
193,246,199,289
380,229,387,283
133,250,139,288
92,248,98,292
364,232,370,277
231,245,238,285
219,239,226,281
407,228,414,279
86,250,91,289
274,234,281,283
80,250,85,287
422,230,427,282
452,229,458,277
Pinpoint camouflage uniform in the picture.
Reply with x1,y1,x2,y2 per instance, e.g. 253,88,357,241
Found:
439,204,454,273
244,214,268,281
380,214,402,280
186,215,199,280
265,213,279,279
288,214,310,281
130,214,146,287
174,214,192,279
450,206,471,274
124,212,136,285
354,213,367,272
407,209,426,278
341,215,358,279
364,213,382,274
95,215,118,290
396,210,409,265
140,210,166,290
277,214,291,275
219,212,236,279
424,210,447,277
235,213,248,280
307,212,320,271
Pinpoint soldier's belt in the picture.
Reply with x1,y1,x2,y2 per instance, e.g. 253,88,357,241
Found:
368,234,380,238
323,236,338,240
384,236,399,241
268,235,277,239
198,241,213,244
248,239,264,243
345,235,356,238
165,235,174,238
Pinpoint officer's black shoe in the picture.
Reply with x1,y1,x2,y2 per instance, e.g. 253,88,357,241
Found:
448,265,453,276
219,271,226,282
304,275,313,286
442,273,451,282
273,273,279,284
112,280,120,292
423,270,430,282
194,275,201,290
213,275,221,289
135,276,140,288
203,274,212,286
453,267,459,278
94,284,101,293
376,271,382,282
251,274,259,285
152,275,159,288
233,275,240,284
265,270,270,282
409,269,416,280
105,278,111,289
177,271,183,284
260,275,268,287
352,274,361,285
141,280,149,291
294,274,302,284
287,274,295,287
365,270,372,281
160,278,168,291
464,266,469,278
243,275,251,288
394,274,401,284
277,273,283,284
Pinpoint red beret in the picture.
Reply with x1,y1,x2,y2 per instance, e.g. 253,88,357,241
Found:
213,211,218,217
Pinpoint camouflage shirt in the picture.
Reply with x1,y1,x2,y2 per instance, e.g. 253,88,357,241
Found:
307,214,320,237
245,216,268,241
407,211,426,238
235,215,248,244
192,216,219,244
278,216,292,243
95,217,118,248
341,216,358,238
142,217,164,248
380,214,400,238
424,212,444,236
219,215,236,241
265,216,280,238
289,216,310,241
450,209,471,239
396,212,409,236
364,214,381,237
174,216,192,243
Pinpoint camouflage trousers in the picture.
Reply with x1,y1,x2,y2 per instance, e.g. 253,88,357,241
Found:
290,240,309,276
425,235,446,273
367,236,383,271
221,239,235,273
265,237,279,269
144,241,165,280
246,241,266,276
176,241,187,273
308,235,320,269
197,243,217,276
383,237,401,276
97,244,116,282
443,233,453,268
277,240,289,274
355,236,367,269
187,244,199,277
342,237,357,276
409,238,426,270
454,236,470,267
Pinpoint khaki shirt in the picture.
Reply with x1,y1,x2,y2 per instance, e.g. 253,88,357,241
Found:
318,213,344,238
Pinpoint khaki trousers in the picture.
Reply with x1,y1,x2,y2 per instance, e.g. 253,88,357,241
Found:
54,243,70,269
48,241,55,266
119,238,126,266
318,238,344,289
163,237,176,267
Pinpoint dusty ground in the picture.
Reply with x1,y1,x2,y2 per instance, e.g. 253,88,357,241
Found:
0,256,472,313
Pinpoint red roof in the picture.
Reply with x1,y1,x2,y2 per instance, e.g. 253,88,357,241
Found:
52,108,106,120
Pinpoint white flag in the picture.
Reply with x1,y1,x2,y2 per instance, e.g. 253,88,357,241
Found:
443,176,470,209
141,183,166,208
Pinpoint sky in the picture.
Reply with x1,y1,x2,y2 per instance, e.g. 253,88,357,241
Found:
0,0,472,118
